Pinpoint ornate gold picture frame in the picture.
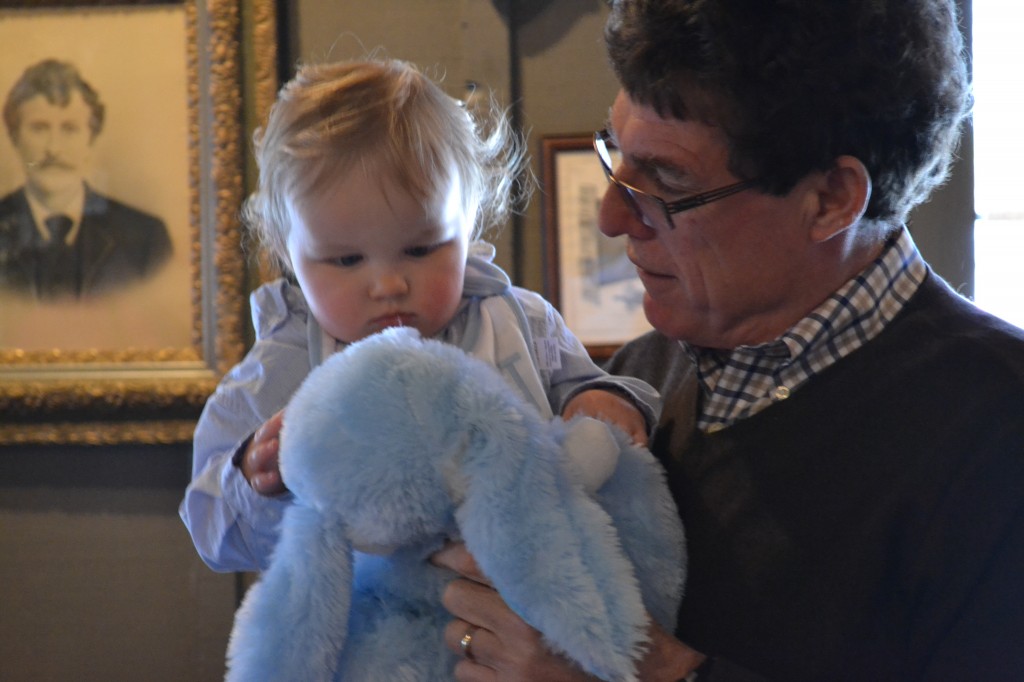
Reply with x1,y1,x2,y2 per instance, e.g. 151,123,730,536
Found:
0,0,278,444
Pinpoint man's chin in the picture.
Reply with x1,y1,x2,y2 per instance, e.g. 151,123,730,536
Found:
26,171,82,199
642,296,692,341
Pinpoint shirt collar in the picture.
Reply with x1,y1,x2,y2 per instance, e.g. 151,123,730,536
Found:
686,226,926,430
25,182,85,244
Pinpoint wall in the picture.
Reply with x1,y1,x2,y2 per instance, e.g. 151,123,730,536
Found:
0,445,235,681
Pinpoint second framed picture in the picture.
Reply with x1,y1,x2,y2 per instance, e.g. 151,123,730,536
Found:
541,134,652,360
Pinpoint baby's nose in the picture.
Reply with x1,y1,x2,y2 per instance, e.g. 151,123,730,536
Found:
370,270,409,298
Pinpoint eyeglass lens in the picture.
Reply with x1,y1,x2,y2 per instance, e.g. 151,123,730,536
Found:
594,134,664,229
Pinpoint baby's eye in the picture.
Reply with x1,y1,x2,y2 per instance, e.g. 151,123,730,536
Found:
331,254,363,267
405,243,439,258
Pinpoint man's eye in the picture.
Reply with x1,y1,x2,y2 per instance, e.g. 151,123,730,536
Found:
651,168,696,198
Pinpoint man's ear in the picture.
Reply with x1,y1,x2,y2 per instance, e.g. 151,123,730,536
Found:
808,155,871,243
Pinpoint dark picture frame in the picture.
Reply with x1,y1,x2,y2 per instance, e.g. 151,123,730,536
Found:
0,0,278,444
540,134,652,360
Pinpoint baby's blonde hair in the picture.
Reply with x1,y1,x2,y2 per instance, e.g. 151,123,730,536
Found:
242,58,529,276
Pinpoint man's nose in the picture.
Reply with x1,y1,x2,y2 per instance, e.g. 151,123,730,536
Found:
42,130,61,153
598,184,655,240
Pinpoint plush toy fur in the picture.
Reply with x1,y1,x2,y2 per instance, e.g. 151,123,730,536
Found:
226,328,686,682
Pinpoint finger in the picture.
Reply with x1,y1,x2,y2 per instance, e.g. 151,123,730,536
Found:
444,580,577,681
252,472,286,496
431,542,490,585
444,619,480,659
252,469,286,494
445,619,501,682
249,438,281,473
254,410,285,443
441,578,511,635
453,658,498,682
253,425,281,447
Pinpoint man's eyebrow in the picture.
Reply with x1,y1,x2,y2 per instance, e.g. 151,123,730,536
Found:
622,144,691,180
603,116,695,184
636,155,692,187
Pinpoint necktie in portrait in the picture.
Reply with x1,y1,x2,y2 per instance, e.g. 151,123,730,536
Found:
36,214,79,297
44,214,73,245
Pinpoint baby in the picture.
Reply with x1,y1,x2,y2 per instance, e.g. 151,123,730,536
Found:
179,58,659,572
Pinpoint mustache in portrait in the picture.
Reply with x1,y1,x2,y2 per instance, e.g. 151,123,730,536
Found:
26,155,77,171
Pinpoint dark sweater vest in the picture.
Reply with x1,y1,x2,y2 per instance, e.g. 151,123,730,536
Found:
607,274,1024,681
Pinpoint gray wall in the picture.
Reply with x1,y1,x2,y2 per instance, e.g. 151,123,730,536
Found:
0,1,975,679
1,445,235,681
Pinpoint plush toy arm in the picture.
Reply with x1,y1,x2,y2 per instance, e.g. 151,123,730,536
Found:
226,505,352,682
457,420,647,682
561,417,686,632
595,431,687,632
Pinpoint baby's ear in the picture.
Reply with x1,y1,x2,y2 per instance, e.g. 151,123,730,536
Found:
226,506,354,682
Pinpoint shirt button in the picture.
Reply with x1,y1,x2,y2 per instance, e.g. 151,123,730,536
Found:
772,385,791,401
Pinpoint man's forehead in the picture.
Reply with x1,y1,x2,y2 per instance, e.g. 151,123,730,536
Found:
19,90,89,118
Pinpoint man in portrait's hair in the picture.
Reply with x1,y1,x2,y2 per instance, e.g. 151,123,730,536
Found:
0,58,172,300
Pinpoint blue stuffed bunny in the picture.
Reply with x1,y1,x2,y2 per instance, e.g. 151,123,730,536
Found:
226,328,686,682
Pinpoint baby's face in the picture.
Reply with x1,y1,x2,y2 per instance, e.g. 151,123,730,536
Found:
285,168,469,344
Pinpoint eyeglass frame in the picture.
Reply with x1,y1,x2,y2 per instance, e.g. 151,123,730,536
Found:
593,129,759,230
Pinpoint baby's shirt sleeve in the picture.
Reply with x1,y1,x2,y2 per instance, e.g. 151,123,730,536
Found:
512,287,661,431
179,280,312,572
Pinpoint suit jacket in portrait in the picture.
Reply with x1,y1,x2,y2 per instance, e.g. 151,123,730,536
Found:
0,184,173,300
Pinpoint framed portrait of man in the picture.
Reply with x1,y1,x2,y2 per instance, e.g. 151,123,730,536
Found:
0,0,278,444
0,4,193,348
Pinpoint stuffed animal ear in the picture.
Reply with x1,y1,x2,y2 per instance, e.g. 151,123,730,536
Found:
592,429,686,633
455,407,648,682
559,417,687,632
225,506,353,682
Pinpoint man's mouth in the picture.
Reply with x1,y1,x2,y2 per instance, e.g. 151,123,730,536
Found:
630,256,668,280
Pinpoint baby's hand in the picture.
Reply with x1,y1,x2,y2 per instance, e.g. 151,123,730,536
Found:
561,389,648,446
240,409,287,496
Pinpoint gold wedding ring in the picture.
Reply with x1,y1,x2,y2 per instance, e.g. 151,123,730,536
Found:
459,625,478,661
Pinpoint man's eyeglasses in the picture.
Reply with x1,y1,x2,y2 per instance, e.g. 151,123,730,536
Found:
593,129,758,231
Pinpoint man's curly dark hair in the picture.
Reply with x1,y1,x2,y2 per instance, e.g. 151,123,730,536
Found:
605,0,972,222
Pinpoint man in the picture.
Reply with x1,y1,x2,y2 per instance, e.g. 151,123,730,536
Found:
434,1,1024,680
0,59,172,300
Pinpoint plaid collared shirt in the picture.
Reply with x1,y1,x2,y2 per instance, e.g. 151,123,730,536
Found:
687,228,927,433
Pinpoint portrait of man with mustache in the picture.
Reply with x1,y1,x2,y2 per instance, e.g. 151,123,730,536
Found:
0,59,172,300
